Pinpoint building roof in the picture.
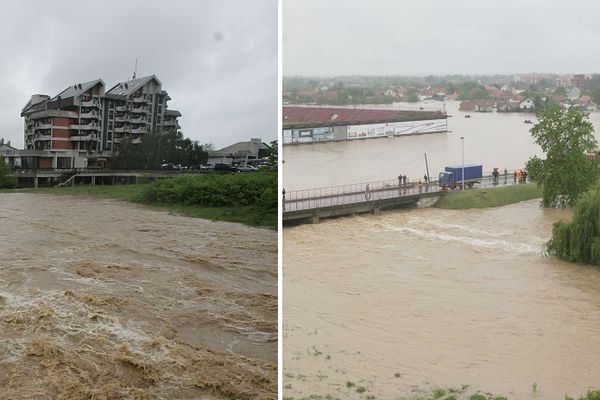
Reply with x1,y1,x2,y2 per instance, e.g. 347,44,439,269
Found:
282,106,446,129
217,138,270,154
51,79,104,101
106,75,161,97
21,94,50,116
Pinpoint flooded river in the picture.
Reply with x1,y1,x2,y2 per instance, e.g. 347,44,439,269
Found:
0,193,277,399
283,200,600,399
282,101,600,191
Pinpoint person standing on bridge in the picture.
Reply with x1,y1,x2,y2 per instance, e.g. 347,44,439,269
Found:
365,183,371,201
398,175,402,187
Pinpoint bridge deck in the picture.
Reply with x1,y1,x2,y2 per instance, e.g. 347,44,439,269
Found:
283,174,525,223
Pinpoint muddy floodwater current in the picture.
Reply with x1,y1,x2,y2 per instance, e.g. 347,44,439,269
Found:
283,200,600,399
0,193,277,399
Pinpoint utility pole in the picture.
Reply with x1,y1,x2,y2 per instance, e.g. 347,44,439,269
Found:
424,152,430,183
461,136,465,191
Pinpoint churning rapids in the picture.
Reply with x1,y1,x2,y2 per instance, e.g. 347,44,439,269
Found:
283,200,600,399
0,193,277,399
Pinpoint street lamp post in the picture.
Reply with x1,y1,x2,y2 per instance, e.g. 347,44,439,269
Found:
460,136,465,191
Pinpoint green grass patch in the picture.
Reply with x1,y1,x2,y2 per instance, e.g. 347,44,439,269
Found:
19,172,277,228
434,184,542,209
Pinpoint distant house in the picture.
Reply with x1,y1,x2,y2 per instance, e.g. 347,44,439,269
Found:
496,101,519,112
384,89,397,97
0,138,21,168
299,88,320,97
519,99,535,110
510,94,525,104
322,91,338,100
568,87,581,101
487,87,504,100
579,95,592,105
459,100,494,112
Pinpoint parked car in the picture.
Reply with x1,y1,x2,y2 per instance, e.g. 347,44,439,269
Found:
237,165,258,172
213,163,237,172
160,163,175,170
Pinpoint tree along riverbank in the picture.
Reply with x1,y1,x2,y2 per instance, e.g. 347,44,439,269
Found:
435,183,542,209
16,172,277,229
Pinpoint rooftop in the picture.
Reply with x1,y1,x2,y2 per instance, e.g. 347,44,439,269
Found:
51,79,104,101
283,106,446,129
106,75,161,97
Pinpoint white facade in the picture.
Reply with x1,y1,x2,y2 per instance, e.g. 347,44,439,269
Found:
519,99,535,110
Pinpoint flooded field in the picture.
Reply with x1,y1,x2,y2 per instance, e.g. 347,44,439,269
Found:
0,193,277,399
283,200,600,399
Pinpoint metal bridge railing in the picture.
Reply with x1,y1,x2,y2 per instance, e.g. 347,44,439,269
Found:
283,170,530,213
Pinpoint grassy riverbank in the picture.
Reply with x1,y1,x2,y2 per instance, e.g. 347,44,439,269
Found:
435,183,542,209
19,173,277,228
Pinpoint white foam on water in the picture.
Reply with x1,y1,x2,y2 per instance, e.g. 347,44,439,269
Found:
384,223,540,254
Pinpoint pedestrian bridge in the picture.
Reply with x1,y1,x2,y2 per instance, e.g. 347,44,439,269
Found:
283,174,525,224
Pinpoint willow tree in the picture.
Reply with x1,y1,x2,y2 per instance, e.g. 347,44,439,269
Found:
547,182,600,265
526,106,599,207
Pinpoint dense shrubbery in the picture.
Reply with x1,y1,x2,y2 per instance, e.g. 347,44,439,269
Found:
0,157,16,189
547,183,600,265
137,172,277,211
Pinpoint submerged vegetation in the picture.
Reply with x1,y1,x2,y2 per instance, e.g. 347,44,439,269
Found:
434,184,542,209
547,182,600,265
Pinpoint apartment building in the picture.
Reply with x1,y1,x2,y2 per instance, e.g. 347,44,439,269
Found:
20,75,180,168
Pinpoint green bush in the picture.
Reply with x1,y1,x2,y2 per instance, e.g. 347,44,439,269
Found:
566,390,600,400
137,171,277,211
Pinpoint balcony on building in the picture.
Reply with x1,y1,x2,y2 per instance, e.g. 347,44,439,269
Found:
115,105,128,112
34,122,53,130
33,134,52,142
80,97,101,108
70,133,98,142
130,126,146,134
132,96,148,103
128,115,148,124
80,110,100,119
162,119,178,126
71,122,99,130
113,126,130,133
130,106,148,114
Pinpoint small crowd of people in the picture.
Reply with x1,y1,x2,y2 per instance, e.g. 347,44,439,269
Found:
492,167,528,184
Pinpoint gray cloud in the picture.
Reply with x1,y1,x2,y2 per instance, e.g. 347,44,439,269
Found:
283,0,600,76
1,0,276,149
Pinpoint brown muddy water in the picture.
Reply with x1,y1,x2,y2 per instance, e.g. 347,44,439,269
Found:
0,193,277,399
283,200,600,399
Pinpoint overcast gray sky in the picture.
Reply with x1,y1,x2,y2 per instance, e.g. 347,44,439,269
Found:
283,0,600,77
1,0,276,149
